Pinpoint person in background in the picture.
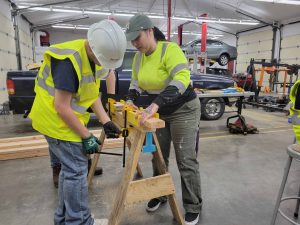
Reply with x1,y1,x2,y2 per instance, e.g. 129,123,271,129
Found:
29,19,126,225
125,14,202,225
50,69,116,188
289,79,300,143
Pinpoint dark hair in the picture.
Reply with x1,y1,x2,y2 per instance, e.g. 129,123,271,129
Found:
153,26,166,41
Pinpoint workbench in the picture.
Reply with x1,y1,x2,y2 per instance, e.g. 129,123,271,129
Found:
197,90,255,128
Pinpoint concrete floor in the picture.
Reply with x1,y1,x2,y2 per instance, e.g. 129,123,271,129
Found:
0,106,299,225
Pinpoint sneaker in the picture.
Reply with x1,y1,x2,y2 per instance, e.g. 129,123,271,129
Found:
146,198,167,212
93,218,108,225
185,212,200,225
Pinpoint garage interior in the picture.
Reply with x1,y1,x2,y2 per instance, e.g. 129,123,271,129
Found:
0,0,300,225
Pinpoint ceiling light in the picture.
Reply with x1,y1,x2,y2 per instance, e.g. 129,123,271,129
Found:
52,25,89,30
252,0,300,5
18,4,259,26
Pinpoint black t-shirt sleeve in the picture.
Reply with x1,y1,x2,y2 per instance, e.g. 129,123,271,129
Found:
51,57,79,93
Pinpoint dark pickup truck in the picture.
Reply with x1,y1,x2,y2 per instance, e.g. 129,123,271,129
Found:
6,50,234,120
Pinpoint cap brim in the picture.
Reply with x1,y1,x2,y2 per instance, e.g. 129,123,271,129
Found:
126,31,140,41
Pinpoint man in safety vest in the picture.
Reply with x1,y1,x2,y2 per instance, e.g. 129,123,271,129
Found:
29,19,126,225
290,79,300,143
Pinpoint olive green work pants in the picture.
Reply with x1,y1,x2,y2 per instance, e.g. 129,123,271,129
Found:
153,97,202,213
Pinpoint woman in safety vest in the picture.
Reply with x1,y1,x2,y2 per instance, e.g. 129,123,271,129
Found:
125,14,202,225
29,19,126,225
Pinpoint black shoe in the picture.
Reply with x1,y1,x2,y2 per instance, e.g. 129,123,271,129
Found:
185,212,200,225
94,167,103,176
88,159,103,176
52,166,61,188
146,198,167,212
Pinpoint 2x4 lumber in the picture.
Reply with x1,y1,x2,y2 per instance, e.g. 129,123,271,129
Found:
125,173,175,205
0,129,101,144
108,130,145,225
0,130,123,161
87,131,106,186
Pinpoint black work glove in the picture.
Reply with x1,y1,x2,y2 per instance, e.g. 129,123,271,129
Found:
82,134,101,154
107,93,116,100
103,121,121,138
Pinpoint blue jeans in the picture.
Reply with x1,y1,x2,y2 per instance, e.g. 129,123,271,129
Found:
45,136,94,225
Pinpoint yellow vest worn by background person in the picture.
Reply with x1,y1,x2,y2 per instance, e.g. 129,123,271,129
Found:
290,79,300,143
130,41,190,95
29,39,107,142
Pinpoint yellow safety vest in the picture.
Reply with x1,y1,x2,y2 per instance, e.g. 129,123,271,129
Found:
290,79,300,143
130,41,190,95
29,39,107,142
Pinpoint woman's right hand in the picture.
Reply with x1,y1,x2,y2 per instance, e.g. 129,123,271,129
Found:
125,100,138,110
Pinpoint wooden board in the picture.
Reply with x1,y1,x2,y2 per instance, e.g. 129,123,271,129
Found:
125,173,175,205
0,130,123,161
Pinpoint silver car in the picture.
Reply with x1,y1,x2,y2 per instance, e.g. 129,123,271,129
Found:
181,39,237,66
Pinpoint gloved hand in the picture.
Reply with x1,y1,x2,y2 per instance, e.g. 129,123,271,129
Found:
82,134,101,154
107,93,116,100
103,121,121,138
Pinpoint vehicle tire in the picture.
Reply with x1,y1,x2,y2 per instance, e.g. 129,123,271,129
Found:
200,97,225,120
218,54,229,66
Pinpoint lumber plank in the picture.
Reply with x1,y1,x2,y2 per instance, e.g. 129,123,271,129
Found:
125,174,175,205
0,129,102,144
0,134,123,161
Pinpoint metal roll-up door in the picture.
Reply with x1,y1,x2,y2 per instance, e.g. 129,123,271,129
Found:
0,3,17,103
18,18,34,70
277,24,300,93
236,28,273,89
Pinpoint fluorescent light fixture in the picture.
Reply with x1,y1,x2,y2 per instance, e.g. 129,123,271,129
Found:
252,0,300,5
19,4,259,26
172,16,259,25
114,13,135,17
52,25,89,30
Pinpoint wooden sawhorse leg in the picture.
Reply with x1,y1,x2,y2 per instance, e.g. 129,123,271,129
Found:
87,130,143,187
108,130,184,225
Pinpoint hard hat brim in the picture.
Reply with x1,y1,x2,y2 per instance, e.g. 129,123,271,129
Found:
97,55,123,69
126,30,140,41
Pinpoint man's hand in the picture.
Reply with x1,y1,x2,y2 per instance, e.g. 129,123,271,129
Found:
82,134,101,154
103,121,121,138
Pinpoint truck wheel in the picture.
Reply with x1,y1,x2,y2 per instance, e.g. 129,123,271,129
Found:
200,97,225,120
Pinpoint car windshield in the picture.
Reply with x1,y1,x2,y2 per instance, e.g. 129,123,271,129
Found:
206,68,232,77
121,51,136,71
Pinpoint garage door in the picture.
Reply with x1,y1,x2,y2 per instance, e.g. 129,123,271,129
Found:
0,4,17,104
236,28,273,89
276,24,300,93
0,2,33,104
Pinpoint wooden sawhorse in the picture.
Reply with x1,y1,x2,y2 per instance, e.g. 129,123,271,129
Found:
89,102,184,225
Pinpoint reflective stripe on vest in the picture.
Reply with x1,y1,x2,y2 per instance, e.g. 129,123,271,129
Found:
133,42,188,94
132,52,143,93
48,47,82,72
37,65,88,114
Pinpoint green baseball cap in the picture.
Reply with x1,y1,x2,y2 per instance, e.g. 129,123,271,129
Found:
125,14,154,41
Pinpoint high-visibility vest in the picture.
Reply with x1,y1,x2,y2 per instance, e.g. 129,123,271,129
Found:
289,79,300,143
29,39,108,142
130,41,190,95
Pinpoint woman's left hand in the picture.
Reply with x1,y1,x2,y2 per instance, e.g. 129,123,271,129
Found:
138,103,159,125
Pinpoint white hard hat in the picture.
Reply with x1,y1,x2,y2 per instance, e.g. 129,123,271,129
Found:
88,19,126,69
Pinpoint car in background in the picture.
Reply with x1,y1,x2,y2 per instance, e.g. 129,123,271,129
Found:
181,39,237,66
